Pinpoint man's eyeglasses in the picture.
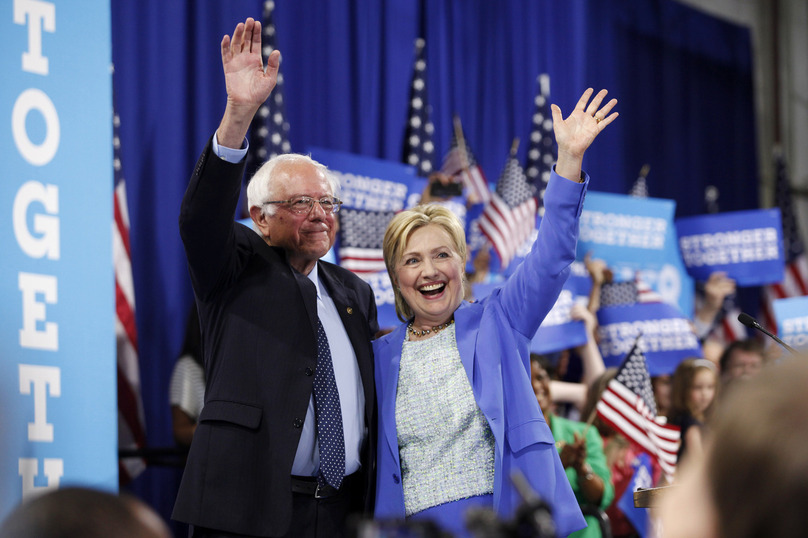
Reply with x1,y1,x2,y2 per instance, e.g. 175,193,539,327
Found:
263,196,343,214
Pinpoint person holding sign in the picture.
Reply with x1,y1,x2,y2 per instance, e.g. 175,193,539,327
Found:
373,88,617,536
175,18,378,538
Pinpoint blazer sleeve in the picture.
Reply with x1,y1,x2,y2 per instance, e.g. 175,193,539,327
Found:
178,137,250,301
493,170,588,338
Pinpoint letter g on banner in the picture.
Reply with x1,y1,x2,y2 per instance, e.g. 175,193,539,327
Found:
13,181,60,260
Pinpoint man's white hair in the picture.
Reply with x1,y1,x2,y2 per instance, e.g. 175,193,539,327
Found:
247,153,340,216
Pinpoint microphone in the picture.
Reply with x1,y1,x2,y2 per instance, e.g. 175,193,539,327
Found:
737,312,798,355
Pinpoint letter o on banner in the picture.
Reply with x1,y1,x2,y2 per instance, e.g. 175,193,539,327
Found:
12,88,60,167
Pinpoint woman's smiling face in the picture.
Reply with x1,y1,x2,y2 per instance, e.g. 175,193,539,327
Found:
394,224,465,328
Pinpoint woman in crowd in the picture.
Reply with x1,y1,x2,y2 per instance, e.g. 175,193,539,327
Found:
533,358,614,538
373,88,617,537
668,358,718,464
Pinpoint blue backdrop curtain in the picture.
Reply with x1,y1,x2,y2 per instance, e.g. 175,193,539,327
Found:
111,0,757,529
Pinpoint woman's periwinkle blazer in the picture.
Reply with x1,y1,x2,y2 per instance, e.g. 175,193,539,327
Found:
373,170,590,537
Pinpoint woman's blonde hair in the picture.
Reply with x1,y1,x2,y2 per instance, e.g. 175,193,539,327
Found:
383,204,467,322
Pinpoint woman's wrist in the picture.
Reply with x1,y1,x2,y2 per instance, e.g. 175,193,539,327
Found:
577,462,595,481
555,151,584,182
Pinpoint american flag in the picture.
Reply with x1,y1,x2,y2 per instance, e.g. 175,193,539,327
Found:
338,208,395,274
479,144,538,269
523,74,556,216
113,104,147,483
600,275,663,307
760,151,808,332
628,165,650,198
440,116,491,204
596,340,680,477
246,0,291,183
401,38,435,177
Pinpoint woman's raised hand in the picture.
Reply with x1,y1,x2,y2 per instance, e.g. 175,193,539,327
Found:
551,89,618,181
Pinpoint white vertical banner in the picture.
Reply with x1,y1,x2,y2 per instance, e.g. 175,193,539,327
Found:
1,0,116,520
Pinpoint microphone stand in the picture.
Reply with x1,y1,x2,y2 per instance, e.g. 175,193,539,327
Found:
737,312,799,355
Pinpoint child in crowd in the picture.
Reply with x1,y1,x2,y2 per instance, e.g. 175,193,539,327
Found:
668,358,718,465
651,373,672,420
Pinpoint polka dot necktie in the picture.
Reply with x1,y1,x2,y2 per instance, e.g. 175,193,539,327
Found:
313,318,345,489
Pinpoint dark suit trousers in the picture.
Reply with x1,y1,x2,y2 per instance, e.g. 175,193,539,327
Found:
190,473,363,538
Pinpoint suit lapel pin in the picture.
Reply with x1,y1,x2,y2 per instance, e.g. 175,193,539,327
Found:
346,307,353,315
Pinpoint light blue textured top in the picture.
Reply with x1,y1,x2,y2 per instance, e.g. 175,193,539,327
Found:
395,324,495,516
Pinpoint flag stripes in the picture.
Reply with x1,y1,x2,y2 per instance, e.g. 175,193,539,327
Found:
113,111,147,482
597,383,680,473
337,208,394,274
479,152,537,268
440,117,491,204
338,247,387,273
595,342,680,478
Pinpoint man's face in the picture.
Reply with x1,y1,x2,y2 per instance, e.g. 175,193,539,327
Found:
253,160,337,273
723,350,763,382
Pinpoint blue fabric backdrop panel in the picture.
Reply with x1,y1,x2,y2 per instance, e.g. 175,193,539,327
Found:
588,0,758,213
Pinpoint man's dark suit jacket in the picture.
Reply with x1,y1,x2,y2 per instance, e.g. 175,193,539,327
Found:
173,140,378,536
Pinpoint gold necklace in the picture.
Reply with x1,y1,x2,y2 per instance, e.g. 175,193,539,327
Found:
407,318,454,338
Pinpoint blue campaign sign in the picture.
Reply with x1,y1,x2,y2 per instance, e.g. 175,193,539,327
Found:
531,261,591,354
577,191,694,317
308,147,421,330
675,209,784,286
308,146,420,211
617,452,653,537
773,296,808,351
578,192,674,267
1,0,115,519
596,302,702,376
